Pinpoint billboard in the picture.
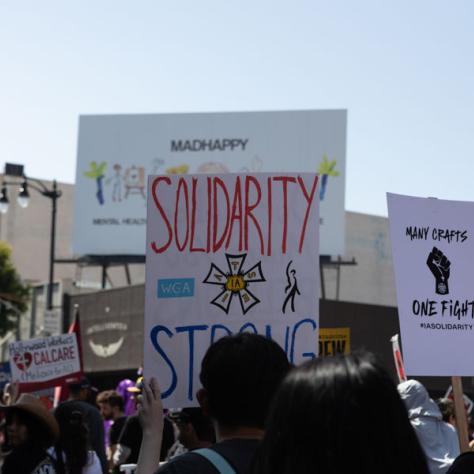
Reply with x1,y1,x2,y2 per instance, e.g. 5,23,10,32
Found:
73,110,346,256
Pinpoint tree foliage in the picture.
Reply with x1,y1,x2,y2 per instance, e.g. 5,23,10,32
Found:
0,241,29,336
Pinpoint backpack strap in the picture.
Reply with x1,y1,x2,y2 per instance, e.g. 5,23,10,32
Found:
193,448,237,474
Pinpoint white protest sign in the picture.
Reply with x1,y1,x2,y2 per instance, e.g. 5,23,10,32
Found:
9,333,81,390
145,173,320,407
388,193,474,376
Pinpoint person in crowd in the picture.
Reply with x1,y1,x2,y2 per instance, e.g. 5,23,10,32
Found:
97,390,127,472
51,401,102,474
113,377,174,469
136,332,292,474
115,379,137,417
1,382,19,406
399,380,460,473
437,398,456,427
167,408,215,459
63,377,107,473
1,393,59,474
253,353,429,474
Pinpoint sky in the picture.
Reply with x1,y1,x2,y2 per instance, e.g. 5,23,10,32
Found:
1,1,473,217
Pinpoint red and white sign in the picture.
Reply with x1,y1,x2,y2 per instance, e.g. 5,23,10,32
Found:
9,334,81,391
444,385,474,415
390,334,407,383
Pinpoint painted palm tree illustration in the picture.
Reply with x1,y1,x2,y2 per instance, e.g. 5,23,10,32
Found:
317,155,339,201
84,161,107,205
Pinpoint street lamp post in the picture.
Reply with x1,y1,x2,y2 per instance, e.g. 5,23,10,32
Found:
0,176,62,311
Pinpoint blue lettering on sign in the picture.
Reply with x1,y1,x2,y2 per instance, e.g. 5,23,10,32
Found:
157,278,195,298
149,318,317,401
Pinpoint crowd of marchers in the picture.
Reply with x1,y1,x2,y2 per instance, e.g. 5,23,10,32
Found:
0,333,473,474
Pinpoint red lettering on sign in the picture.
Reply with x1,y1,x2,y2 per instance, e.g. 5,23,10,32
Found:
273,176,296,253
174,178,190,252
244,176,264,254
226,177,243,251
212,178,230,252
190,178,205,252
298,175,319,253
151,177,173,254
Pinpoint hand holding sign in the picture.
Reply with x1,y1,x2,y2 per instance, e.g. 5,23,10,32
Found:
427,247,451,295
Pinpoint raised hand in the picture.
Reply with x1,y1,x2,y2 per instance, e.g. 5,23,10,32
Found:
426,247,450,295
135,378,164,474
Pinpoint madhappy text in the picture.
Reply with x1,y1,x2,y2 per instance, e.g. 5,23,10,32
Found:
149,175,318,256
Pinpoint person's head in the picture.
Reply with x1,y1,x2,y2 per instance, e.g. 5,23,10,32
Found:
437,397,456,426
197,333,291,430
3,394,59,450
68,377,92,402
96,390,124,421
116,379,136,416
54,402,90,474
169,408,215,449
254,353,429,474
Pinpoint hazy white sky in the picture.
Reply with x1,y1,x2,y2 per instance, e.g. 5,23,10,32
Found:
1,1,473,216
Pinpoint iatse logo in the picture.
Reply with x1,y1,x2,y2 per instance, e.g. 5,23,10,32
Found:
170,138,249,152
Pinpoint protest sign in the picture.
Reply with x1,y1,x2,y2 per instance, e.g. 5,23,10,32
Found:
319,328,350,356
387,193,474,376
390,334,407,383
144,173,320,407
9,333,81,391
444,384,474,414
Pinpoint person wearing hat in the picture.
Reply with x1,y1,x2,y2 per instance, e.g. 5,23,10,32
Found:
1,393,59,474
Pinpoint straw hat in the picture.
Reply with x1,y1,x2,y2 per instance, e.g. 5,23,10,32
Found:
0,393,60,441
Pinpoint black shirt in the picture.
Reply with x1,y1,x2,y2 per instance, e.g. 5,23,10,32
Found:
156,439,260,474
118,415,142,463
119,415,175,463
109,416,127,445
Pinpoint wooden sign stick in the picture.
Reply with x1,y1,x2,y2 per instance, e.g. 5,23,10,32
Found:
451,376,470,453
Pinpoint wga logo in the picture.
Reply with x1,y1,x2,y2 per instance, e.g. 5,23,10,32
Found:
158,278,195,298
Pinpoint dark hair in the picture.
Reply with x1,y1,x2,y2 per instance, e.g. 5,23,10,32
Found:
5,408,54,450
96,390,124,411
180,407,216,443
199,333,290,429
253,353,429,474
3,409,55,474
437,397,455,423
54,402,90,474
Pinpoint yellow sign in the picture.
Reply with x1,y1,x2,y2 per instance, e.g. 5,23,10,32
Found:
319,328,350,356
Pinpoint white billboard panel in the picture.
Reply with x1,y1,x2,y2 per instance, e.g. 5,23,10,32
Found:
73,110,346,256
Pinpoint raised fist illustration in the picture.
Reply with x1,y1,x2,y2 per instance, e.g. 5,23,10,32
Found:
426,247,450,295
